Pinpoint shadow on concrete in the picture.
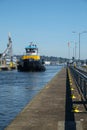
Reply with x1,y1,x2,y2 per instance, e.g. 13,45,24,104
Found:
65,69,76,130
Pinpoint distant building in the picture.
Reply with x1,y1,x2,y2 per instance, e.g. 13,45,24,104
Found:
44,61,50,65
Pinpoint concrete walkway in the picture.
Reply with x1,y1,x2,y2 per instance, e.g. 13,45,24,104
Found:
5,68,66,130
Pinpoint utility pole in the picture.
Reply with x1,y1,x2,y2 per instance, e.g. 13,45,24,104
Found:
72,31,87,60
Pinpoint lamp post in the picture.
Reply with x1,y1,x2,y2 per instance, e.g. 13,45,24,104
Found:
72,31,87,60
75,42,77,59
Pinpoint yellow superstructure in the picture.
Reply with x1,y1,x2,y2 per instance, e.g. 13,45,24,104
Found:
22,55,40,60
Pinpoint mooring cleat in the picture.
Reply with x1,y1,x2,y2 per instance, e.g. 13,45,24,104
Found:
71,94,76,99
70,82,72,86
71,87,74,91
72,106,80,113
72,109,80,113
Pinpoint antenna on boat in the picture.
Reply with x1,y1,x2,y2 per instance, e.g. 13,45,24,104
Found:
30,42,33,45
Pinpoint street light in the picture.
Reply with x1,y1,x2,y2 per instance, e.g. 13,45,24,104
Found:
74,42,77,59
72,31,87,60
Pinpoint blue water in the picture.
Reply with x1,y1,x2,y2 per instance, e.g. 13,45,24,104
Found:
0,65,62,130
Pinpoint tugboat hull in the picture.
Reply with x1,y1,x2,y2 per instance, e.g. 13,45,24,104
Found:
17,59,46,72
17,43,46,72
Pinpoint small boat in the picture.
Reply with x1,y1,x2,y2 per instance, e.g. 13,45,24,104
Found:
17,43,46,72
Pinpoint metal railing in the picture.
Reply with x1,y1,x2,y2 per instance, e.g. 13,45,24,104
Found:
69,66,87,100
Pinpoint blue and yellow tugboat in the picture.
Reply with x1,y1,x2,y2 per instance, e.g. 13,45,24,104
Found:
17,43,46,72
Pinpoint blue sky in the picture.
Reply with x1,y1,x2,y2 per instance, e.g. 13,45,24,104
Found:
0,0,87,59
